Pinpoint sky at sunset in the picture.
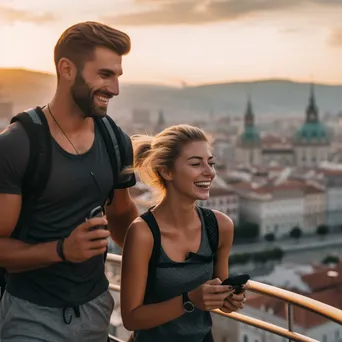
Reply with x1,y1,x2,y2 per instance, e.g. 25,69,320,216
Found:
1,0,342,86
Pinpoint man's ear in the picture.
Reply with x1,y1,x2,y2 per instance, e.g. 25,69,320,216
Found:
57,57,77,82
158,167,173,181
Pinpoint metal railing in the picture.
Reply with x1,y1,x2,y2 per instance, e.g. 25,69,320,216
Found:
106,253,342,342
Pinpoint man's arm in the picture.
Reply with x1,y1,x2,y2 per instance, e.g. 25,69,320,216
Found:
0,194,61,273
106,189,139,248
0,194,111,273
0,124,62,273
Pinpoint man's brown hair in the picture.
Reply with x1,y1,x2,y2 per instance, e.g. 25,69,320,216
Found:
54,21,131,75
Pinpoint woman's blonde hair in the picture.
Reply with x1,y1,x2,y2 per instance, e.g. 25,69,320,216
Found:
131,124,212,200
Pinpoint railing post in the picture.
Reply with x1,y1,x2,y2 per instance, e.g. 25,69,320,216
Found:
287,303,293,342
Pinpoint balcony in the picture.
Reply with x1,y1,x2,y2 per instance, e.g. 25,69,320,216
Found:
106,253,342,342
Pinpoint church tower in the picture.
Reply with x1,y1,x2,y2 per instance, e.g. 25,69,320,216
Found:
293,84,330,167
237,97,262,166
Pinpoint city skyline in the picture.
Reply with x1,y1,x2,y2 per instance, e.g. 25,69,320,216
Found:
1,0,342,86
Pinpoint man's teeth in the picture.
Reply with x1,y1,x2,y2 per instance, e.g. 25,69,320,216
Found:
195,182,211,188
96,95,109,103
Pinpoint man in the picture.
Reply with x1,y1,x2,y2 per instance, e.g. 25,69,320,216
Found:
0,22,139,341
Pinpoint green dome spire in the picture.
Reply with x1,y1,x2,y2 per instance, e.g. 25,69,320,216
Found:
294,84,330,144
241,97,261,145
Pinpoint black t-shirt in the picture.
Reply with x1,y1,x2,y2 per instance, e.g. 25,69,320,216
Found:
0,109,136,307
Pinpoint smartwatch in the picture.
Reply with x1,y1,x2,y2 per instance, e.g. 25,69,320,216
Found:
182,292,195,313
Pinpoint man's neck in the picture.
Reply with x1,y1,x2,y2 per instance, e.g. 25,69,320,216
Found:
47,90,91,134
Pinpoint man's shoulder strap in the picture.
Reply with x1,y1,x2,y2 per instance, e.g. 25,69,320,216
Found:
95,115,122,178
95,115,131,205
10,108,52,201
197,206,219,256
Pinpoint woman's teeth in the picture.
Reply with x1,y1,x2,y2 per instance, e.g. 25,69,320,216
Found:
194,182,210,188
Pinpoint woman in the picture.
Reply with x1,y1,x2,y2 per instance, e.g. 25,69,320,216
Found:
120,125,246,342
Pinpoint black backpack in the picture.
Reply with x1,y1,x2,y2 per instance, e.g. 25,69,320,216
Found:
0,107,130,300
141,206,219,302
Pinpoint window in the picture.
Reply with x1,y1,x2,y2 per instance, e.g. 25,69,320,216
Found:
243,335,248,342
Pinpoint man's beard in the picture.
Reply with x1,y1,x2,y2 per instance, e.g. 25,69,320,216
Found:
71,71,108,118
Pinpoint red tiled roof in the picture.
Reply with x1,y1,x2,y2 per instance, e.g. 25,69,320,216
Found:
232,180,323,196
302,184,324,194
232,180,304,194
318,168,342,176
302,264,342,292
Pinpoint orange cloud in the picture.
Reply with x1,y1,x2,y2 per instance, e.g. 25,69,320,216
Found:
102,0,342,26
0,6,55,24
329,27,342,47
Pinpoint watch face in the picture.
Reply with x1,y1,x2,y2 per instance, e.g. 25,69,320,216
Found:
183,301,195,313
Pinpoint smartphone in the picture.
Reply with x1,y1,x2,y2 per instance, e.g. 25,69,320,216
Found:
87,206,105,231
221,274,250,294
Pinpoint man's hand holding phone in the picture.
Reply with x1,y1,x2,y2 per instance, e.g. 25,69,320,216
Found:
62,206,110,263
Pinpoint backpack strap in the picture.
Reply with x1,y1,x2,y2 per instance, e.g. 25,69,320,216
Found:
140,210,161,301
10,108,52,238
196,206,219,258
0,270,6,300
94,115,124,206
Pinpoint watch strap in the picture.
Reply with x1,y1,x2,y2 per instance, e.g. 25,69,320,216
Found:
56,238,67,262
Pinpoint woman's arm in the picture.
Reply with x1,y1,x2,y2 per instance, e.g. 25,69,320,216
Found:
120,218,185,331
212,210,234,281
120,218,233,331
212,211,245,312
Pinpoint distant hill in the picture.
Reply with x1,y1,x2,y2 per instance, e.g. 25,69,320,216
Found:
0,68,56,114
0,68,341,121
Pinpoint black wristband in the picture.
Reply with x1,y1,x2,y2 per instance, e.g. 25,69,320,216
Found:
56,238,67,262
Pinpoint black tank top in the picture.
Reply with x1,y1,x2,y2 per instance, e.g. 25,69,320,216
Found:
133,209,216,342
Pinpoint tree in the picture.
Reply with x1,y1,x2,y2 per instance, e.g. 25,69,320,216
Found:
234,222,259,243
264,233,275,242
322,255,339,265
290,227,302,239
229,248,285,266
317,224,329,236
229,253,251,266
254,248,284,264
272,248,284,262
